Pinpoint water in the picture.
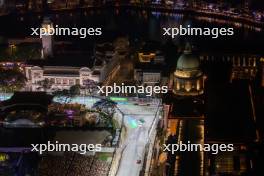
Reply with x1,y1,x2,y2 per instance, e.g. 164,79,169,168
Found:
0,8,263,54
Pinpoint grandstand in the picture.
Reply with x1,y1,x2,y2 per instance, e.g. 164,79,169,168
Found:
38,152,111,176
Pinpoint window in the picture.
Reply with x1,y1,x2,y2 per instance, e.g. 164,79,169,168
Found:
56,78,62,84
63,79,68,85
69,79,75,85
33,72,41,79
50,78,55,84
76,79,80,85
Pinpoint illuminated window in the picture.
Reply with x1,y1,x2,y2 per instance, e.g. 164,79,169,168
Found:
56,78,61,84
50,78,55,84
63,79,68,85
197,80,201,90
185,81,191,92
176,80,180,90
33,72,41,79
69,79,75,85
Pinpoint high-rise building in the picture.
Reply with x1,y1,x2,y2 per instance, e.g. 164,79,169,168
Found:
41,17,53,59
260,58,264,87
188,0,199,8
243,0,250,14
0,0,4,7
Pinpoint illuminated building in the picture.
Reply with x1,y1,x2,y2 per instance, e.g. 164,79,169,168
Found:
41,17,53,59
260,57,264,87
135,50,165,85
164,46,260,176
24,41,123,91
24,54,101,92
93,42,121,85
25,65,100,91
138,52,156,63
134,42,166,86
164,45,205,175
200,54,258,81
173,44,204,96
231,56,257,80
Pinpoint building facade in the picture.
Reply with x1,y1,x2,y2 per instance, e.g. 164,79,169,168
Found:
25,66,100,91
173,46,205,96
134,50,165,85
41,17,53,59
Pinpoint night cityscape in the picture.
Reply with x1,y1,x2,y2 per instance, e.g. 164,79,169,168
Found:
0,0,264,176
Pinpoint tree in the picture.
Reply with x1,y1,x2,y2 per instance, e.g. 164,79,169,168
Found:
52,85,80,104
37,78,52,91
0,66,26,92
83,79,97,95
69,85,81,96
53,89,71,104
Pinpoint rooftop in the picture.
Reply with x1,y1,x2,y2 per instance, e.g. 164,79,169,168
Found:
176,52,200,71
26,54,95,68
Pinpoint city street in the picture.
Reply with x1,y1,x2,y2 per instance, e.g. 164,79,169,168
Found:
0,94,161,176
116,103,161,176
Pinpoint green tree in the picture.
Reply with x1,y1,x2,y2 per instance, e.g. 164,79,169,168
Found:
69,85,81,96
37,78,52,91
0,66,26,92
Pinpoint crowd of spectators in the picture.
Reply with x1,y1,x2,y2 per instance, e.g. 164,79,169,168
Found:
67,154,94,176
38,152,74,176
89,157,110,176
38,152,111,176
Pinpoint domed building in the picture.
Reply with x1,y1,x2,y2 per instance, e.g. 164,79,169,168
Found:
173,45,204,96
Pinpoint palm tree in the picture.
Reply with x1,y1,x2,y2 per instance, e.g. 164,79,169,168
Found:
0,66,27,92
69,85,81,96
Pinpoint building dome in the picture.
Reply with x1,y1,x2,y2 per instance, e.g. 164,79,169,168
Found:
176,44,200,70
177,53,200,70
173,44,204,96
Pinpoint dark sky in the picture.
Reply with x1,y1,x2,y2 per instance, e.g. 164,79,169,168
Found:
251,1,264,10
